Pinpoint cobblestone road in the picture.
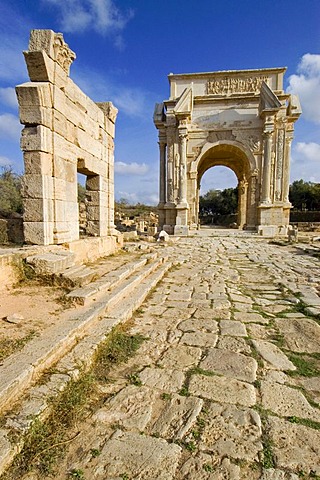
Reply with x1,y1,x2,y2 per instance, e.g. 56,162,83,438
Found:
53,235,320,480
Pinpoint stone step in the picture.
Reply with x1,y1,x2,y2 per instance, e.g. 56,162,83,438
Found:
25,250,75,275
0,254,167,415
66,252,158,305
60,264,97,287
0,257,171,475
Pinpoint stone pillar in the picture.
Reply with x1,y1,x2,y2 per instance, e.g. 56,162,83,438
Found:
158,138,166,206
238,176,248,229
174,126,189,235
178,132,188,205
283,130,293,202
261,130,273,204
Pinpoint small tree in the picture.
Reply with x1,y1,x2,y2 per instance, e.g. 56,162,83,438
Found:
0,167,23,215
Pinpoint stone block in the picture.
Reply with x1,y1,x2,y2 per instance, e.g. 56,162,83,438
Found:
16,82,53,107
53,156,77,182
76,128,103,159
19,104,52,128
24,50,55,83
52,109,68,138
23,198,54,222
53,178,77,202
28,29,56,58
65,79,105,125
21,125,52,153
22,174,53,199
23,221,54,245
23,151,53,175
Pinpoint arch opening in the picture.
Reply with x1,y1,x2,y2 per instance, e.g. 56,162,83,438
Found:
193,144,252,230
199,166,238,228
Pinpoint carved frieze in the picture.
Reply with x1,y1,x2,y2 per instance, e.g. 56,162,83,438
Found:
207,130,235,143
53,33,76,73
233,129,262,153
206,76,269,95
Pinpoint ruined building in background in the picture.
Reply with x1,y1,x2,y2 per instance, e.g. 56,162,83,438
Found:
154,68,301,236
16,30,118,246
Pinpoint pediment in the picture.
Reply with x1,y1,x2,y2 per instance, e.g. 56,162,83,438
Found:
259,81,281,112
153,102,166,125
174,86,193,117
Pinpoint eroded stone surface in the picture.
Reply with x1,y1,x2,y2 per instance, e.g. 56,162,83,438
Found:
260,381,320,421
150,394,203,440
220,320,247,337
268,416,320,475
275,317,320,353
189,374,256,406
93,430,182,479
252,340,296,370
180,331,218,348
158,345,202,370
200,348,257,382
139,367,184,393
199,402,262,461
178,454,241,480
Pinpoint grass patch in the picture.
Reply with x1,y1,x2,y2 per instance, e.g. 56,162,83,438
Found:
286,354,320,377
3,373,94,479
260,437,275,469
93,328,146,382
287,416,320,430
2,325,146,479
0,331,37,363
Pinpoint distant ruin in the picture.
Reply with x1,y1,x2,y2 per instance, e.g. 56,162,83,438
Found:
16,30,118,246
154,68,301,236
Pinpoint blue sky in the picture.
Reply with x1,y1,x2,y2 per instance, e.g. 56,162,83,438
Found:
0,0,319,204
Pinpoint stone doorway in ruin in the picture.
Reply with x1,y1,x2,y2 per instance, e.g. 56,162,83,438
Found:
196,143,256,230
154,67,302,237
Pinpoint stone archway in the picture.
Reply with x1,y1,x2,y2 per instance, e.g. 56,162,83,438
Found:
193,142,257,230
154,67,301,236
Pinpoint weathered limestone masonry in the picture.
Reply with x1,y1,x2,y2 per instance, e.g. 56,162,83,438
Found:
154,68,301,236
16,30,118,246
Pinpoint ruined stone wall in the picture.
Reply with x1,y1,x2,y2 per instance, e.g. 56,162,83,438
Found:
16,30,117,245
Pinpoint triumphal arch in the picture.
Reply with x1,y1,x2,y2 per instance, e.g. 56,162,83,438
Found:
154,68,301,235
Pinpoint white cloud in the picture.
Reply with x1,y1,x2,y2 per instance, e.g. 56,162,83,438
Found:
43,0,133,43
115,190,158,206
0,155,12,167
287,54,320,124
0,113,21,141
0,87,18,108
295,142,320,162
291,141,320,183
115,161,149,175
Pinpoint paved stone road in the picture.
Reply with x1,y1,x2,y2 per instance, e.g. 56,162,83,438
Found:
52,235,320,480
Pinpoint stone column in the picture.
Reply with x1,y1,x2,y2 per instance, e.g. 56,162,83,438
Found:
158,137,166,206
283,130,293,202
261,130,273,204
238,176,248,229
178,131,188,205
166,134,174,205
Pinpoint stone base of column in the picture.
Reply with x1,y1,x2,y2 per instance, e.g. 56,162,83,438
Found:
174,225,189,236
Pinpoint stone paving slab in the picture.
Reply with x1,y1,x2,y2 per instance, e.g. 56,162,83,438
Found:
199,402,262,461
200,348,257,382
252,339,296,370
260,381,320,422
275,317,320,353
189,374,256,406
158,345,202,370
220,320,247,337
139,367,184,393
150,394,203,440
268,416,320,475
93,430,182,479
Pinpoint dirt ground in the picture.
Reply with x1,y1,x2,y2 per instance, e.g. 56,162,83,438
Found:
0,250,142,363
